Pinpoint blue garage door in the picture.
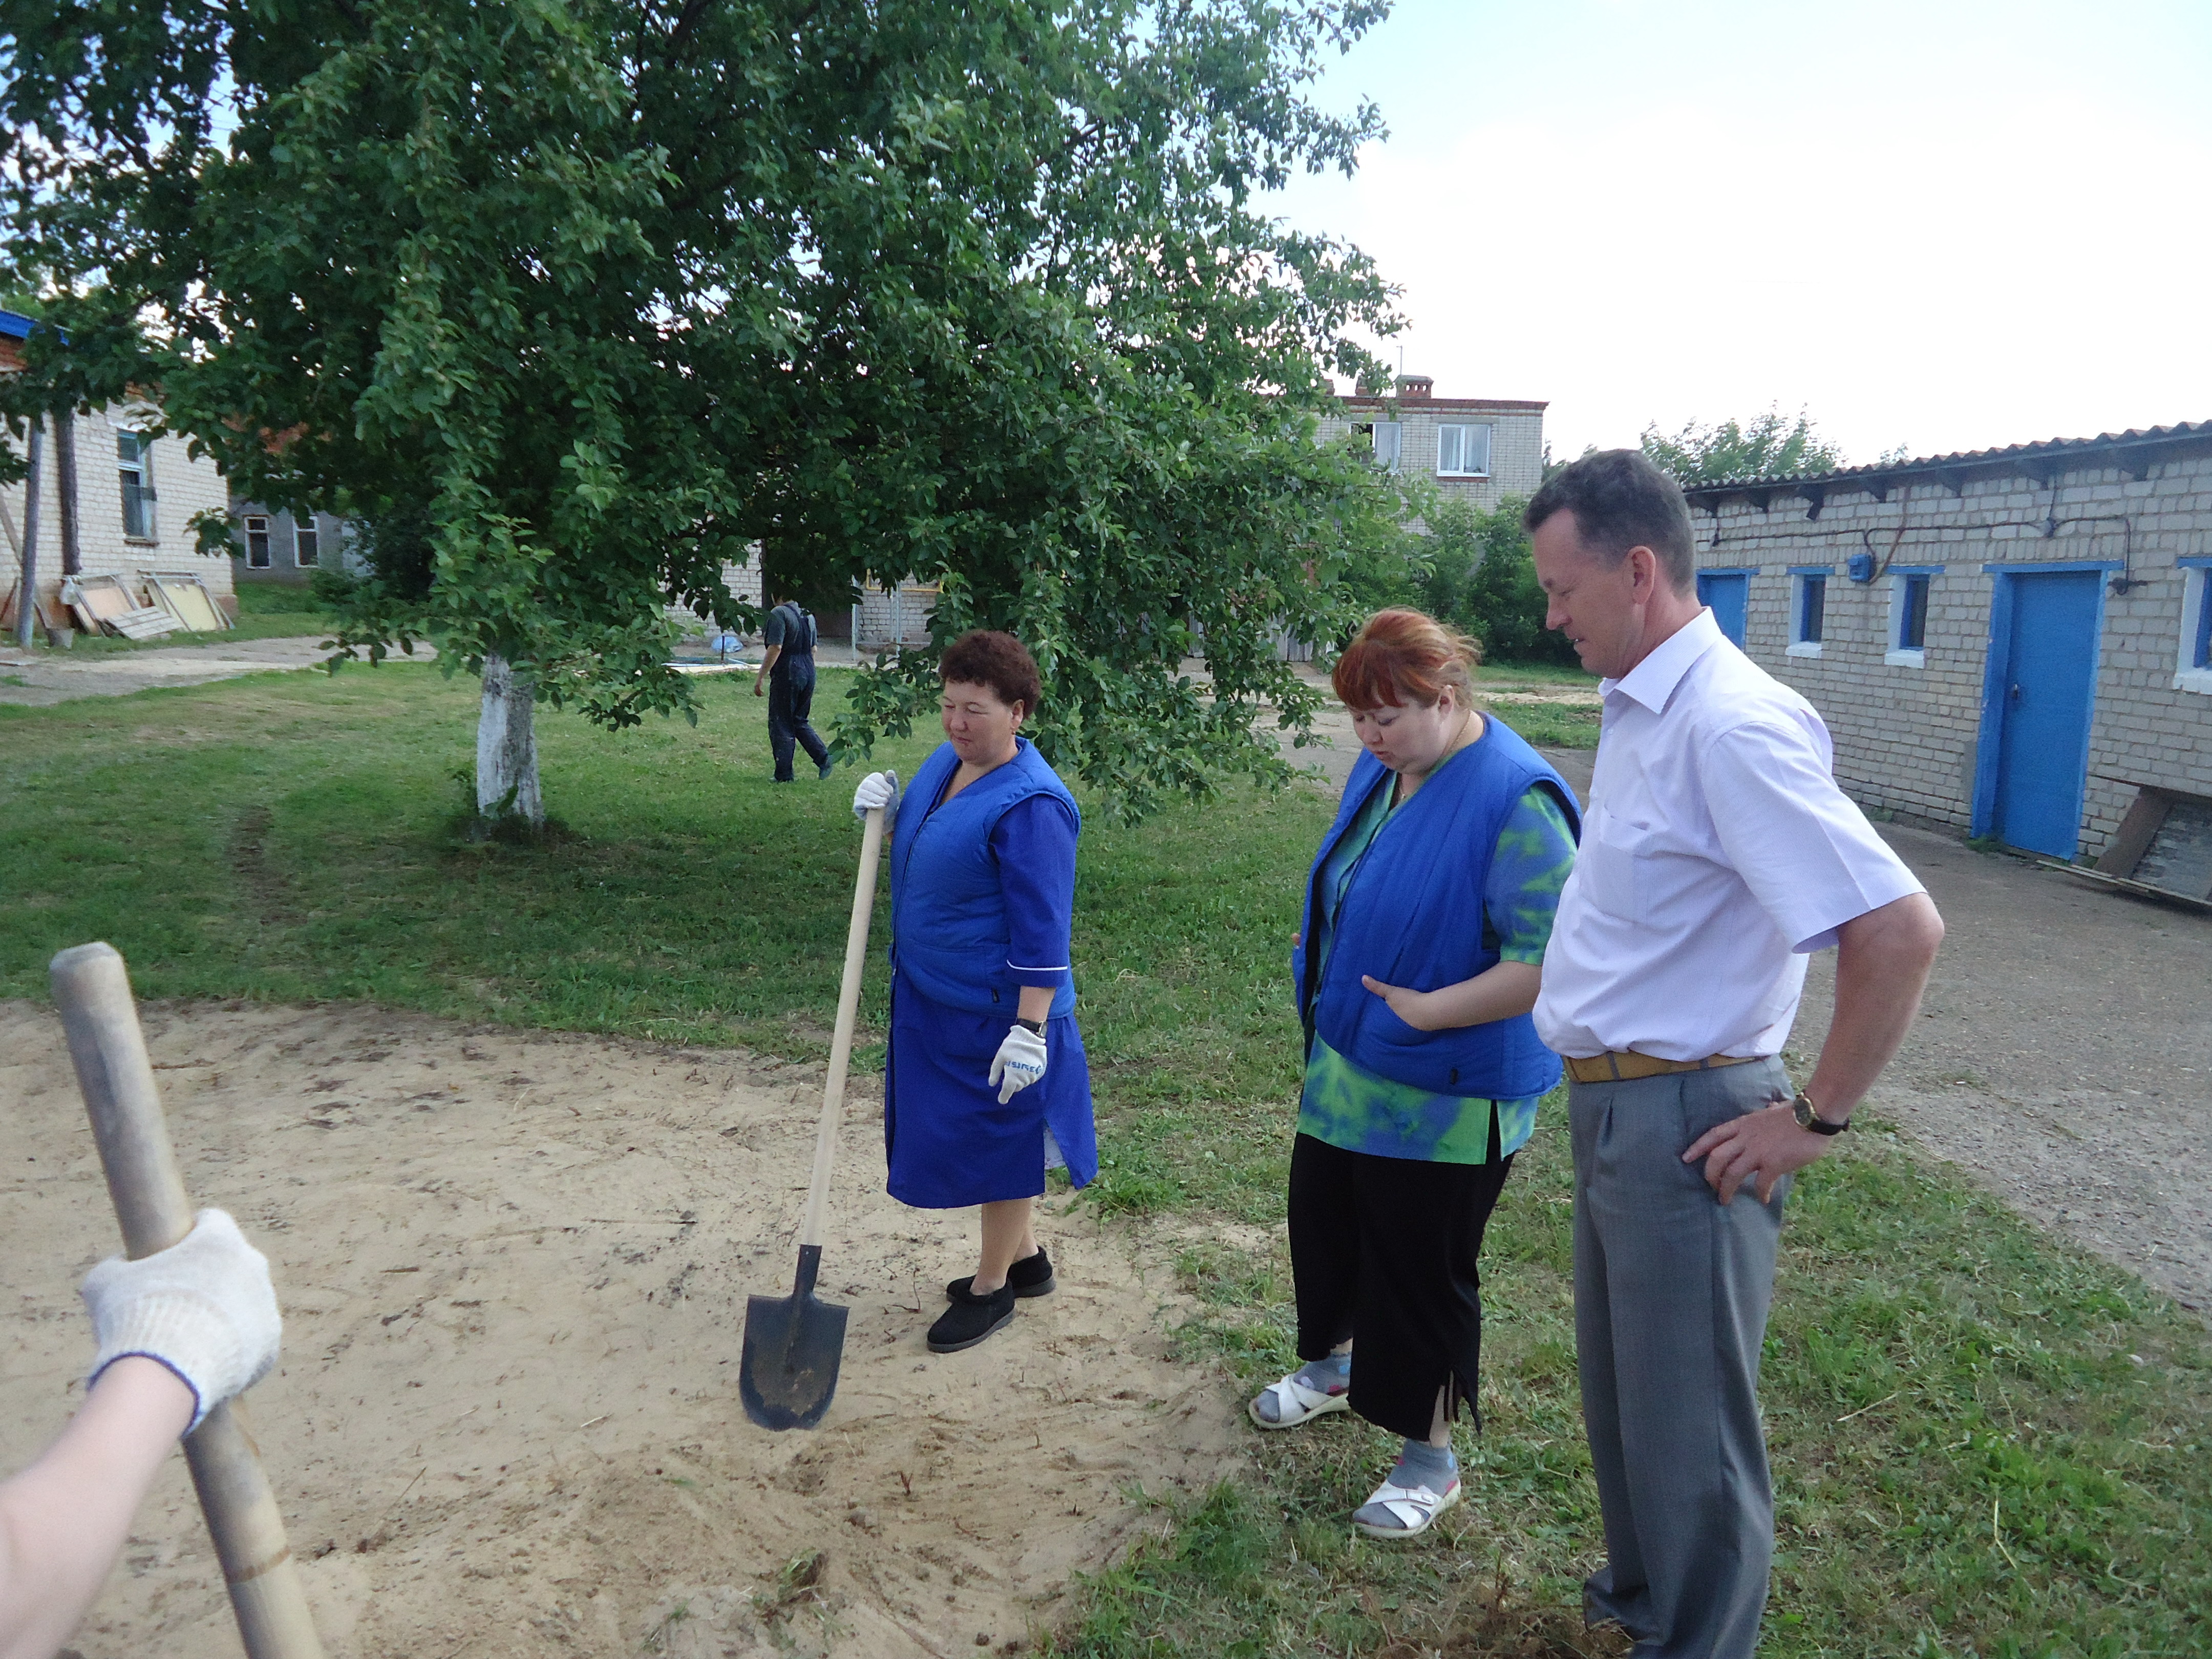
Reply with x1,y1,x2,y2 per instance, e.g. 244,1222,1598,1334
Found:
1990,571,2102,860
1697,572,1749,647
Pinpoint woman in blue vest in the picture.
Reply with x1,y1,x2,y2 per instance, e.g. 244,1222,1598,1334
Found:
849,630,1097,1354
1251,609,1580,1539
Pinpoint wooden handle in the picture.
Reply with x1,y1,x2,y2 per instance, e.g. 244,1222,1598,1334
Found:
797,807,887,1250
50,943,327,1659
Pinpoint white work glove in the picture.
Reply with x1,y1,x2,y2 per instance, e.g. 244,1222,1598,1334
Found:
987,1024,1049,1104
80,1208,282,1433
852,769,899,821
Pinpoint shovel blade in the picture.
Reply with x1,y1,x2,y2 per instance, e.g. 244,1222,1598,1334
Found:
739,1246,849,1431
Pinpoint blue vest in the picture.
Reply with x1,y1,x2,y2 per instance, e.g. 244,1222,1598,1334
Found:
1291,719,1581,1099
889,738,1080,1018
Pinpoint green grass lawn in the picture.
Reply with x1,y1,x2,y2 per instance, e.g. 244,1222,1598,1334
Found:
1474,664,1602,749
1,664,2204,1657
1473,661,1600,689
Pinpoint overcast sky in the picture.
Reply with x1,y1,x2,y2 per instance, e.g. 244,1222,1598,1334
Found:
1266,0,2212,466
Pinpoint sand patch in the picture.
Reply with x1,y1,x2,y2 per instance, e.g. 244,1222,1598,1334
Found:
0,998,1240,1657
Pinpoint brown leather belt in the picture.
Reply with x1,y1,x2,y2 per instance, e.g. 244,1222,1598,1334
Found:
1563,1051,1764,1084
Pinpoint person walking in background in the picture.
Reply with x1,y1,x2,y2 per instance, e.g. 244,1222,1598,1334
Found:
753,589,832,782
1526,451,1945,1657
848,630,1098,1354
0,1209,281,1659
1250,609,1579,1540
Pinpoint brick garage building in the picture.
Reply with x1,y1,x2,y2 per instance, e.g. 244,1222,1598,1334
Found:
3,309,236,623
1314,374,1547,508
1685,421,2212,895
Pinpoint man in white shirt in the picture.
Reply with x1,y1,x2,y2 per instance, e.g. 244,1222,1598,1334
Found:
1527,451,1945,1658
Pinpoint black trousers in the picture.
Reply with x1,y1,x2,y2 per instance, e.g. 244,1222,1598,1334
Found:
767,663,827,780
1287,1131,1515,1441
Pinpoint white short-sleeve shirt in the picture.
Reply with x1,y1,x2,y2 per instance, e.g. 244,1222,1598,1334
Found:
1535,608,1925,1062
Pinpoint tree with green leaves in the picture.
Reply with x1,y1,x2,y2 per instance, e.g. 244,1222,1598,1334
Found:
1,0,1411,823
1641,406,1847,485
1412,495,1577,669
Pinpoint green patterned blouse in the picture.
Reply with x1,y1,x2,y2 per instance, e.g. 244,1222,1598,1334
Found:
1296,780,1578,1165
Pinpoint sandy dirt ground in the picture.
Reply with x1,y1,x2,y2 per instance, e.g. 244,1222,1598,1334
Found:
1,999,1240,1658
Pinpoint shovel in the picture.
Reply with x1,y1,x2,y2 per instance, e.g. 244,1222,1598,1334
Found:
740,803,887,1430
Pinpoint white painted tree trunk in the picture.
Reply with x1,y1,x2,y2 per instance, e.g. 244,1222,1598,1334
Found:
476,651,544,825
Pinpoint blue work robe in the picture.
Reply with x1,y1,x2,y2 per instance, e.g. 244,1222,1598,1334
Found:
884,740,1098,1208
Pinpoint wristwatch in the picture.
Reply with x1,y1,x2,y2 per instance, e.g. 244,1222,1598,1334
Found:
1791,1090,1849,1136
1015,1017,1046,1036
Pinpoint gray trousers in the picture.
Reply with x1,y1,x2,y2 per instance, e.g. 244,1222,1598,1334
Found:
1570,1058,1791,1659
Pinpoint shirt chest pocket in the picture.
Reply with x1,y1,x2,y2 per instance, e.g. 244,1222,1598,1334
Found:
1580,813,1656,922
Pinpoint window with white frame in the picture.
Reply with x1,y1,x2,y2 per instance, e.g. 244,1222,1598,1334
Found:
293,517,320,567
244,515,272,569
2179,561,2212,693
1436,423,1492,478
118,430,156,540
1788,570,1827,656
1887,569,1933,665
1355,420,1401,470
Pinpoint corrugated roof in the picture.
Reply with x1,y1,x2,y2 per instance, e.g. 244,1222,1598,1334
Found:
1682,418,2212,500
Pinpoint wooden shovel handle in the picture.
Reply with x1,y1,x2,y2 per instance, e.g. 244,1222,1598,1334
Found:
50,943,326,1659
798,806,887,1250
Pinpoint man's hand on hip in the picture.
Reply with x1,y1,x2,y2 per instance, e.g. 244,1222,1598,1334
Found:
1683,1099,1834,1206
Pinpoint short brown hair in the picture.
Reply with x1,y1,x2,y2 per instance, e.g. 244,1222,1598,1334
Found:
1332,609,1480,711
1523,449,1696,593
939,629,1043,717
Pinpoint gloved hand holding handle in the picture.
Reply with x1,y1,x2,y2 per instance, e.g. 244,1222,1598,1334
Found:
50,939,325,1659
81,1208,282,1433
853,770,900,822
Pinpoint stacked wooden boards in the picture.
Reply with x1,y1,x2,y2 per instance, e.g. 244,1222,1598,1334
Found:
146,573,231,632
64,575,179,639
57,572,234,639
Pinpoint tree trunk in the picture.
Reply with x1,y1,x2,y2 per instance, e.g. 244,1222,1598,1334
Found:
53,410,80,577
14,417,42,651
476,651,544,825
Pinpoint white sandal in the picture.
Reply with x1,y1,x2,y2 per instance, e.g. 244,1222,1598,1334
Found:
1351,1474,1461,1539
1246,1371,1350,1431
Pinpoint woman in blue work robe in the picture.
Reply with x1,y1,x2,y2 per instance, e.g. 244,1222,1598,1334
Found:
849,629,1097,1354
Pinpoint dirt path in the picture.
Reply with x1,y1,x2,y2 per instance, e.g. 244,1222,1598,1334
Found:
0,635,384,705
1793,829,2212,1315
0,1001,1238,1658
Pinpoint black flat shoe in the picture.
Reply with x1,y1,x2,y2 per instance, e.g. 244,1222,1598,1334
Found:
945,1247,1054,1304
926,1282,1017,1353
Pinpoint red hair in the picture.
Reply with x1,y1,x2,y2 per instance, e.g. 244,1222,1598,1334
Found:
1331,608,1481,711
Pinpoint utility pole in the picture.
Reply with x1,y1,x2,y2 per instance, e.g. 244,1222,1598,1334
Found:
13,414,42,650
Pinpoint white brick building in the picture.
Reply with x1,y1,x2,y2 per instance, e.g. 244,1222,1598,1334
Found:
850,580,936,652
1315,375,1547,511
3,310,236,626
1685,421,2212,896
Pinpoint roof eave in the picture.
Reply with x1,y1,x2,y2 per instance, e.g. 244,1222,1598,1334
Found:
1682,421,2212,509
